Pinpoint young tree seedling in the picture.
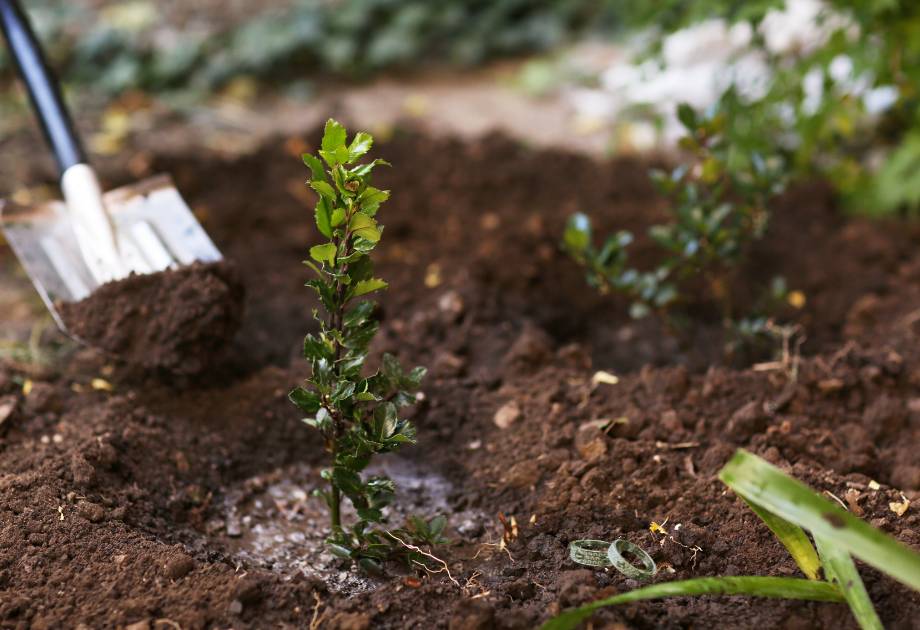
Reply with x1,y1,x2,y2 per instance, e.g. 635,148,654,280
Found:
564,101,787,326
290,119,428,572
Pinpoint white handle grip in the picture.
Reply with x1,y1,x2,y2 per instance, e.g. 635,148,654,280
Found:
61,163,127,284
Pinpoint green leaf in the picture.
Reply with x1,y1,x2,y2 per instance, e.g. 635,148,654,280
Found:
350,158,390,178
676,102,698,130
303,153,327,182
353,278,388,297
332,466,363,496
289,387,321,413
563,213,591,253
541,577,843,630
328,543,352,559
349,213,381,243
344,301,375,328
331,207,346,227
429,515,447,537
372,402,398,441
302,334,330,361
719,449,920,592
310,243,337,265
348,131,374,162
322,119,347,154
346,255,374,284
743,498,822,580
815,535,883,630
311,180,336,200
358,187,390,215
315,198,332,238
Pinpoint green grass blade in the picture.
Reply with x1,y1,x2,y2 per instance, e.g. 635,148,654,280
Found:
540,577,843,630
744,497,822,580
719,449,920,592
814,535,883,630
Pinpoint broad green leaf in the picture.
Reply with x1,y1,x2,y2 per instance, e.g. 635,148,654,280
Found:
542,577,843,630
344,301,375,328
719,449,920,592
303,333,331,361
350,158,390,178
328,543,352,559
358,187,389,215
309,243,337,265
353,278,388,296
348,131,373,162
302,153,327,182
289,387,321,413
349,213,381,243
676,102,698,130
331,207,346,227
311,180,336,200
322,119,347,154
315,198,332,238
743,498,822,580
815,535,883,630
429,515,447,537
373,402,398,440
332,466,363,496
346,255,374,284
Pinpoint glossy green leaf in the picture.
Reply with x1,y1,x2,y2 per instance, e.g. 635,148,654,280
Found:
349,213,381,243
358,187,389,215
311,180,336,200
309,243,337,265
719,450,920,592
303,153,327,182
676,102,698,130
289,387,321,413
322,118,347,154
542,577,843,630
348,131,373,162
353,278,388,296
314,198,332,238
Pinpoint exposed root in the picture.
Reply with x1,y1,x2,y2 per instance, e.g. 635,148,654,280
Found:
309,592,327,630
386,531,460,588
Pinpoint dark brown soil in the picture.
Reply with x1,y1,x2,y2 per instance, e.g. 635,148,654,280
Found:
58,261,244,376
1,127,920,629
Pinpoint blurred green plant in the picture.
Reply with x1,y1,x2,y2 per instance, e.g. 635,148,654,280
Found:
543,449,920,630
0,0,625,100
620,0,920,215
563,101,786,324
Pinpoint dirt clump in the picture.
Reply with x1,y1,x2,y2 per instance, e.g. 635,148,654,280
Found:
58,261,244,375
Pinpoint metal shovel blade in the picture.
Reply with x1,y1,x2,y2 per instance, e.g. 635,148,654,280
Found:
1,174,222,332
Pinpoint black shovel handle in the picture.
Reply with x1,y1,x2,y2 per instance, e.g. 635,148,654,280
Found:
0,0,86,174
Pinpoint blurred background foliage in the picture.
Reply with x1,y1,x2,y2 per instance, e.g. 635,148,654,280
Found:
2,0,919,217
621,0,920,215
0,0,623,99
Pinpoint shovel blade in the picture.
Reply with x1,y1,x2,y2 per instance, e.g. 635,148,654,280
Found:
1,174,221,331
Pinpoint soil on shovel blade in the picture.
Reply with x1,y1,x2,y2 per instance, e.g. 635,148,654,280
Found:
57,261,244,376
2,127,920,629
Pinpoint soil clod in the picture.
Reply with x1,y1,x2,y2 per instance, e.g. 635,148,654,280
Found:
58,261,244,375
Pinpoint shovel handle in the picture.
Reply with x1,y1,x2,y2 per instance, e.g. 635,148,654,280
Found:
0,0,87,174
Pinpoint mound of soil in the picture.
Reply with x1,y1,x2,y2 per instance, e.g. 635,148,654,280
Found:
1,127,919,629
58,261,244,376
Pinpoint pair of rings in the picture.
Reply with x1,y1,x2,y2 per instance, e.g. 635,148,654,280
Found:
569,538,657,579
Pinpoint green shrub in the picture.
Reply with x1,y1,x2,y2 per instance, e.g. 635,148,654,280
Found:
290,119,429,571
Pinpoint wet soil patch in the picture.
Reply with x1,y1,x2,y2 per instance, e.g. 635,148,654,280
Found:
1,127,919,628
58,261,244,376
